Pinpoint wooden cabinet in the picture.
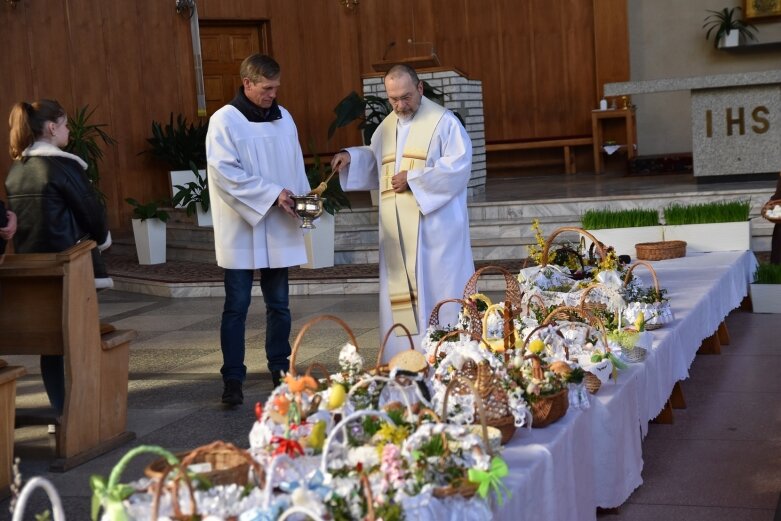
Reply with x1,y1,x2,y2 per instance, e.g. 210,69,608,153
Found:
591,108,637,174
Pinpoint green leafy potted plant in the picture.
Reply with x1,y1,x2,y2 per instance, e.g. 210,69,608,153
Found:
66,105,117,203
703,7,758,48
145,113,209,218
125,198,170,265
662,200,751,252
750,263,781,313
581,207,663,257
170,161,211,227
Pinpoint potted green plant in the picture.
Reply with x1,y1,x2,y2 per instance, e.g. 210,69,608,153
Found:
170,162,211,227
703,7,758,48
300,146,352,269
581,208,663,257
125,198,170,265
750,263,781,313
662,200,751,252
144,113,208,212
66,105,117,203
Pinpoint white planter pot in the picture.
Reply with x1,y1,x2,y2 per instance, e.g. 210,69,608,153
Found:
663,221,750,252
719,30,740,48
587,226,665,257
301,211,335,269
195,205,212,227
169,169,207,206
750,283,781,313
131,218,167,265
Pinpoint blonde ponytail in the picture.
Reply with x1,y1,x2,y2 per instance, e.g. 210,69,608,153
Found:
8,99,66,159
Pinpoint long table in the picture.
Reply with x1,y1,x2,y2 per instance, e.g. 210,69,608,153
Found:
494,251,757,520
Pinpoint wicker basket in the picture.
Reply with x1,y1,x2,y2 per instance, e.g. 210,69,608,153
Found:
583,372,602,394
542,305,609,395
541,226,607,268
145,441,261,488
428,298,482,338
623,260,670,330
463,265,523,316
434,330,516,444
622,346,647,363
289,314,358,376
761,199,781,223
529,387,569,428
435,376,495,498
635,240,686,261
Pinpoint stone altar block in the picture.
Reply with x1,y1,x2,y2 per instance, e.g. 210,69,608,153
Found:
605,70,781,177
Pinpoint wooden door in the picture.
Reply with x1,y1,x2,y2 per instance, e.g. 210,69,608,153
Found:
200,24,269,116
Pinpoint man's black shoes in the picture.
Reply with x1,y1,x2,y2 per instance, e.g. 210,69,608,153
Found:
222,379,243,406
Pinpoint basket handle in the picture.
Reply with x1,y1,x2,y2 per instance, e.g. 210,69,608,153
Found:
542,305,609,351
441,376,493,457
463,265,523,312
577,283,603,309
305,362,332,386
377,322,415,368
432,329,493,360
541,227,606,267
320,409,395,475
290,315,358,376
523,293,548,318
520,323,570,360
622,260,660,293
481,302,519,351
428,298,482,337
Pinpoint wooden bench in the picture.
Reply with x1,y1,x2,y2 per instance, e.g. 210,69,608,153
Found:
0,361,25,498
0,241,136,471
486,136,594,174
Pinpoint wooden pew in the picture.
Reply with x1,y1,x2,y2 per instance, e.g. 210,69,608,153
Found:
486,136,594,174
0,361,25,499
0,241,136,471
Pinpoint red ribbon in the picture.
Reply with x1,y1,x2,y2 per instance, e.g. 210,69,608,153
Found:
271,436,304,458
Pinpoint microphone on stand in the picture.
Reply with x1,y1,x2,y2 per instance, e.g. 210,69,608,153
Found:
382,41,396,61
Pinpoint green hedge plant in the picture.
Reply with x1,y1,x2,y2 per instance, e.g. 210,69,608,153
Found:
581,208,660,230
754,263,781,284
663,200,750,225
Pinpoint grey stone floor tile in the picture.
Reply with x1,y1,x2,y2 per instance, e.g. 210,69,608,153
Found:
109,314,215,332
129,348,215,374
645,387,781,442
128,329,224,350
631,438,781,510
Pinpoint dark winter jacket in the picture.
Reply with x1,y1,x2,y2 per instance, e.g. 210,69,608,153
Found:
5,142,110,254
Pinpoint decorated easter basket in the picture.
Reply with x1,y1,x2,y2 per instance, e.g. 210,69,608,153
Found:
433,330,517,444
481,302,523,353
521,227,608,308
622,260,673,330
145,441,261,489
516,325,570,426
374,322,427,377
434,376,497,499
463,265,524,316
761,198,781,223
289,314,359,378
542,305,609,394
423,298,482,366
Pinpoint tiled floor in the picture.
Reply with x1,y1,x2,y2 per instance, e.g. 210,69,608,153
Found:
2,288,780,520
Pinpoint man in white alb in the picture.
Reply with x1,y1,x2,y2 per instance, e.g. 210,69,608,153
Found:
331,64,474,360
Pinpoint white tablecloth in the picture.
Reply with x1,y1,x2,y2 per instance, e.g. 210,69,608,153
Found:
494,250,756,516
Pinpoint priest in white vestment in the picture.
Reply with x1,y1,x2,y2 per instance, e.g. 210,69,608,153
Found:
331,64,475,360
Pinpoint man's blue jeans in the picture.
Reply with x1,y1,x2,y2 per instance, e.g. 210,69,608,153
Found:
220,267,291,383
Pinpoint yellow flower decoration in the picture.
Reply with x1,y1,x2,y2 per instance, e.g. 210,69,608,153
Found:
527,219,546,265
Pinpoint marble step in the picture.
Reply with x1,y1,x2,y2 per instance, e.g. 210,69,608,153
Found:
334,215,581,247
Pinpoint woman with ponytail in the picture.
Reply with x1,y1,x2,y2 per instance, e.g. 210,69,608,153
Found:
5,99,112,416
